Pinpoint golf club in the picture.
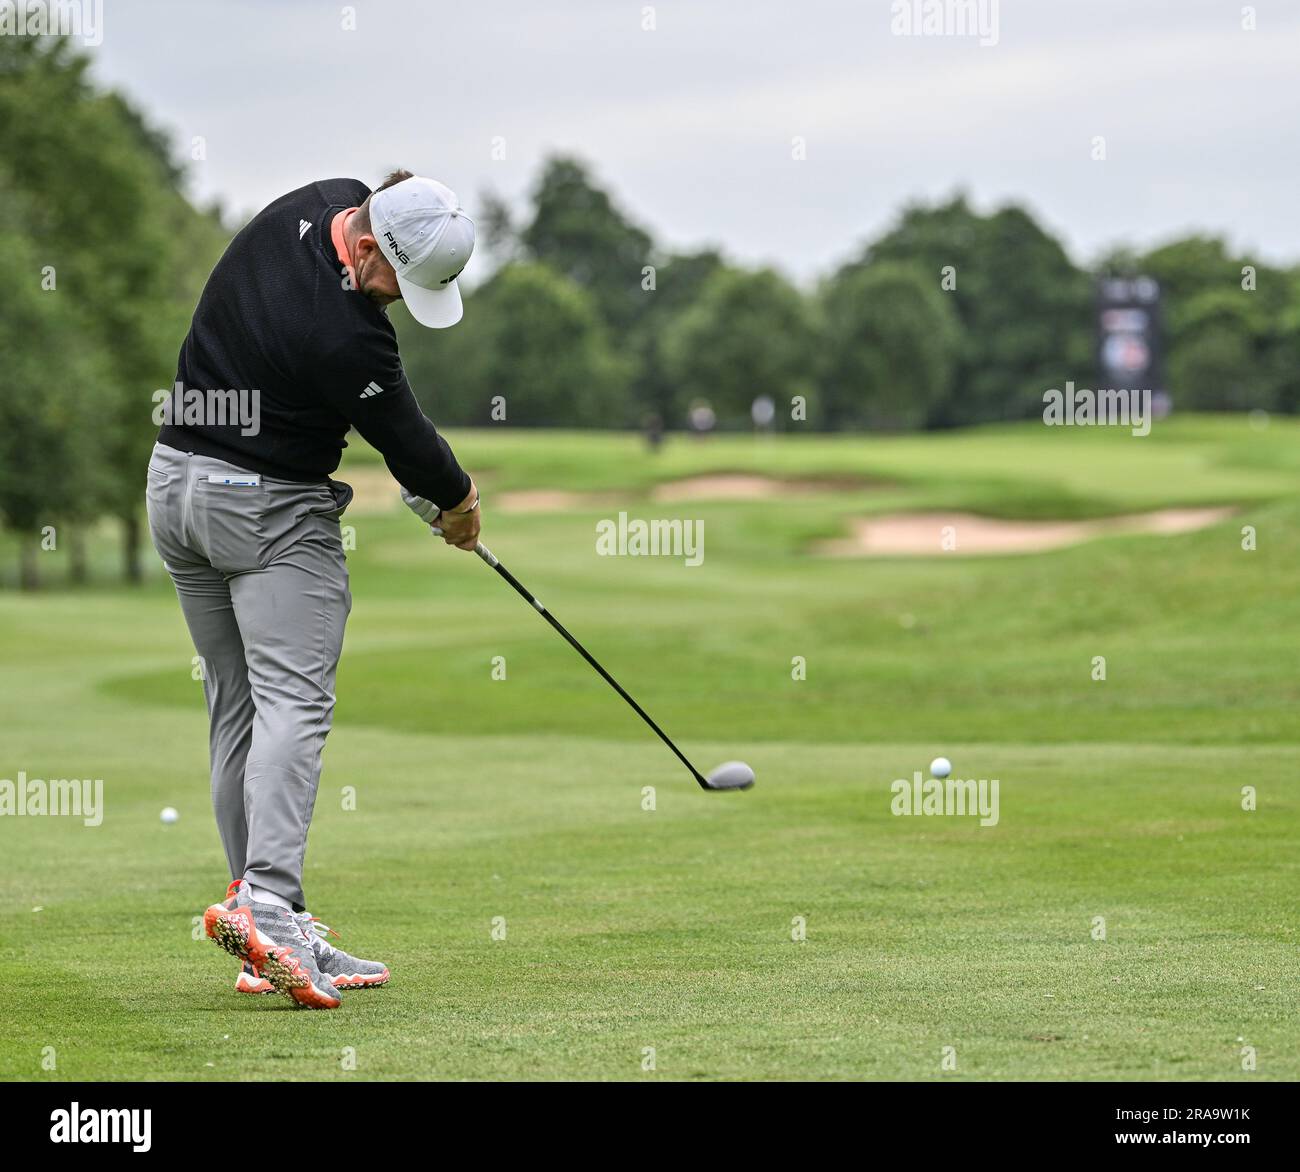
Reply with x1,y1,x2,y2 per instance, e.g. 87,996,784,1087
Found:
432,527,754,792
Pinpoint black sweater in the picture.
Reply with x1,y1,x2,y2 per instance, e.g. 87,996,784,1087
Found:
158,177,470,508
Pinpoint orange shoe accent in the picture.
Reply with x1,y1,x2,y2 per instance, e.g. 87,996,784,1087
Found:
235,966,276,996
332,967,391,990
204,900,258,963
305,915,342,942
256,943,341,1009
237,963,389,992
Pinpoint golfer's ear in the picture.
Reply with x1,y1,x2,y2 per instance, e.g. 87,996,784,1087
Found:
352,233,380,263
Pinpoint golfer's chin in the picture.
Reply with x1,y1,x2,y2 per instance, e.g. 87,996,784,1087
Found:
362,286,401,308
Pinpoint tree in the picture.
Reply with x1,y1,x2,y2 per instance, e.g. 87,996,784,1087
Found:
0,35,227,582
474,189,521,271
519,156,654,337
400,263,631,427
819,261,962,429
1262,269,1300,414
1166,290,1257,410
661,266,816,428
1138,236,1239,320
1137,236,1292,412
0,185,110,588
631,249,726,422
863,196,1093,424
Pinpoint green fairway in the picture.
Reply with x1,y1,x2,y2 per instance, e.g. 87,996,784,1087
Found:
2,416,1297,1080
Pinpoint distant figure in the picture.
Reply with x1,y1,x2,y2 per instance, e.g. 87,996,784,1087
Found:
751,394,776,434
643,411,665,452
688,400,717,438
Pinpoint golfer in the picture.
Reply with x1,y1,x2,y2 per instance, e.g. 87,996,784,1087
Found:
147,171,479,1008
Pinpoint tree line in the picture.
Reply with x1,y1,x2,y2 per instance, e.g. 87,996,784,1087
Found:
0,36,227,587
403,156,1299,431
2,36,1294,588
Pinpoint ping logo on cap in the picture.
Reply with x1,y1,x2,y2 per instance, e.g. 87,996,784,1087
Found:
383,231,410,266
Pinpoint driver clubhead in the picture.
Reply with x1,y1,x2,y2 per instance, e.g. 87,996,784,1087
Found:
704,761,755,791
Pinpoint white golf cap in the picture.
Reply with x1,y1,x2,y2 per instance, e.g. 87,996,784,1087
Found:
368,176,474,328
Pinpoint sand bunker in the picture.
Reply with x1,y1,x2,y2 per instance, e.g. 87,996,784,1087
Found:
335,468,1231,557
499,475,851,512
820,507,1234,557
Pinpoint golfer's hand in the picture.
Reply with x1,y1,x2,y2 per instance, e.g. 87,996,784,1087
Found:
401,482,481,551
437,483,481,550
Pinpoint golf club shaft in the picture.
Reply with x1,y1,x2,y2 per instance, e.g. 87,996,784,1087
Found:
440,532,709,789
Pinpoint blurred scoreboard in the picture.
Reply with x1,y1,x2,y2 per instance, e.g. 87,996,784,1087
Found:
1096,276,1164,397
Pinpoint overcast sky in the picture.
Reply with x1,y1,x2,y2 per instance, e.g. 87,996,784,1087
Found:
87,0,1299,283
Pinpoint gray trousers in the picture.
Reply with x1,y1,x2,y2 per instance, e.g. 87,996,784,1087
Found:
145,442,352,910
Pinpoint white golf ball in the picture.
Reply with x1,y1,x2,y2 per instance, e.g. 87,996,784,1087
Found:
929,757,952,779
160,806,179,824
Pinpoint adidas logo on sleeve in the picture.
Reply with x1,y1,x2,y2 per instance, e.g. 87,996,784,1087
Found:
359,380,385,399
